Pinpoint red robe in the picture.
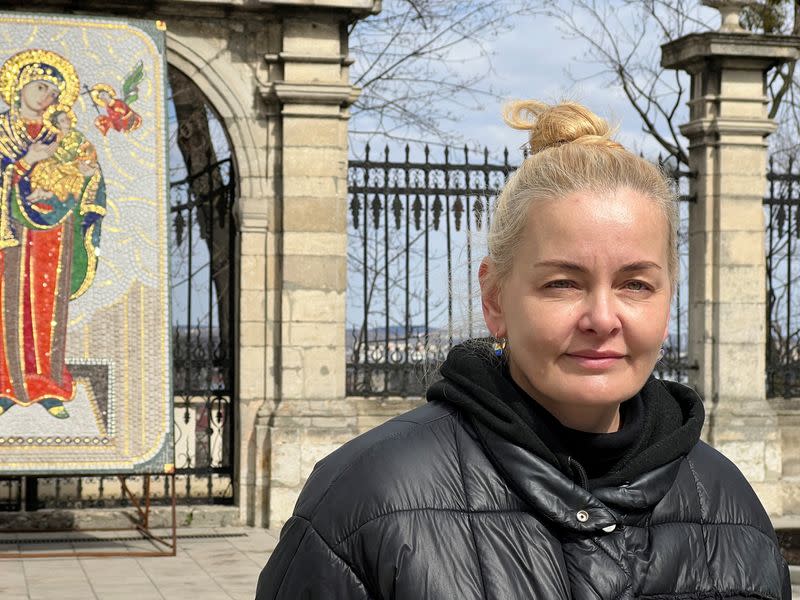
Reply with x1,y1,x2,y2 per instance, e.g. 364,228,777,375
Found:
0,122,75,405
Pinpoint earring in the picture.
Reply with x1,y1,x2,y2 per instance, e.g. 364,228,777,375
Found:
493,336,507,357
658,346,665,360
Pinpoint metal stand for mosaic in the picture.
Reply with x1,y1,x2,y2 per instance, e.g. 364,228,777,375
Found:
0,472,177,559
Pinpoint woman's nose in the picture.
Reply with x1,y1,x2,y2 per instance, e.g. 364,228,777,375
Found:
578,290,622,335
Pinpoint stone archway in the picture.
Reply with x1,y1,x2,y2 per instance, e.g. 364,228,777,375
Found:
166,31,274,525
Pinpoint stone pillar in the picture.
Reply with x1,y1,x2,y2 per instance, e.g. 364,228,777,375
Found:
661,2,800,515
256,13,368,529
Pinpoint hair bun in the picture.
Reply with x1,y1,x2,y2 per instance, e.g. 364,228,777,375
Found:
502,100,622,153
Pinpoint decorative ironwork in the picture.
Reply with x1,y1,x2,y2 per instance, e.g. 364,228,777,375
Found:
766,157,800,398
346,145,692,397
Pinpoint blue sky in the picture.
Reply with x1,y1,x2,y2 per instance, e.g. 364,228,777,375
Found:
348,3,724,164
451,12,669,158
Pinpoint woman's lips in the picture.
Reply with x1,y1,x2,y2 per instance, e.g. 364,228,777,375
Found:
565,352,625,369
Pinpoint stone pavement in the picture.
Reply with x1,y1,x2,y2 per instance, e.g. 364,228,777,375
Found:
0,527,279,600
0,525,798,598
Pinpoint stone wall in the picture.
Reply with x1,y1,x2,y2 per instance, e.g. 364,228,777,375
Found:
777,401,800,515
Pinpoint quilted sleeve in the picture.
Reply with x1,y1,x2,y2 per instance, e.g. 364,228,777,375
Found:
780,560,791,600
255,516,374,599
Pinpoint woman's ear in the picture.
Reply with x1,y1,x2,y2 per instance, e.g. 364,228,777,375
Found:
479,258,506,337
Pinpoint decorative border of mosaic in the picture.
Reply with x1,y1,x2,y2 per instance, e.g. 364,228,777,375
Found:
0,12,172,474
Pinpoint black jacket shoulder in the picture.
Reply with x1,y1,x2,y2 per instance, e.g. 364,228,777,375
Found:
686,441,778,541
295,401,463,541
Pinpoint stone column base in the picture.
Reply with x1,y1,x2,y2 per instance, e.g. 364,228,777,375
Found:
267,423,359,530
708,405,783,515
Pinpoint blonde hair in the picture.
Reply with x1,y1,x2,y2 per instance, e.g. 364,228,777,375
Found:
484,100,679,295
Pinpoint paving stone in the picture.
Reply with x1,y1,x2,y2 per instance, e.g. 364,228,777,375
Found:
2,527,277,599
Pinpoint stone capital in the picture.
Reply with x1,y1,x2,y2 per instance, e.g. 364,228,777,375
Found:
264,52,355,66
679,117,777,145
267,81,360,106
661,32,800,73
260,81,361,119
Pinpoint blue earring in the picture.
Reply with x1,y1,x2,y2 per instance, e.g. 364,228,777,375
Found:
493,337,507,357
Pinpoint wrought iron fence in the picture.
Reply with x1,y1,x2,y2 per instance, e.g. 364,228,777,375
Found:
346,144,691,397
766,158,800,398
0,158,237,511
347,144,511,397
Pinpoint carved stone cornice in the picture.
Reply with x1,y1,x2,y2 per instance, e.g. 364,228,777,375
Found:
261,81,361,108
264,52,355,66
259,0,381,16
679,117,777,144
661,32,800,72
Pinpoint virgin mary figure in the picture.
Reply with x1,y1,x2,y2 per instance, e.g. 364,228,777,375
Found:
0,49,106,419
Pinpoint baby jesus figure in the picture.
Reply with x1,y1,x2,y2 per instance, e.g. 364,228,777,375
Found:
28,106,99,211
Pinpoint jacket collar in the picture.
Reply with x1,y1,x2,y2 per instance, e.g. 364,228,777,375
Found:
472,418,684,532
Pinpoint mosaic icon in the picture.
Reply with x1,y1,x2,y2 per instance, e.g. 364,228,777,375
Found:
0,12,172,475
0,49,106,420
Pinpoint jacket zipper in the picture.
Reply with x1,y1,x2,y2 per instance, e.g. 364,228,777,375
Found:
568,456,589,489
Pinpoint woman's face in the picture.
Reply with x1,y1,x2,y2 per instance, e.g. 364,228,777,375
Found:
482,187,671,429
20,80,59,115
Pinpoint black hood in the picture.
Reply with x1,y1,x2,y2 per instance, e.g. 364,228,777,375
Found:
427,341,705,488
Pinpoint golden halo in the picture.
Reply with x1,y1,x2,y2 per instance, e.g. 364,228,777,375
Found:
90,84,116,108
42,104,77,136
0,49,79,107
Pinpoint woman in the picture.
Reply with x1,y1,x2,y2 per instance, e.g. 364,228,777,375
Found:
256,101,790,599
0,50,105,419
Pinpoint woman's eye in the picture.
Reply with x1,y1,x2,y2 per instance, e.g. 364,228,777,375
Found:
624,280,650,292
546,280,574,289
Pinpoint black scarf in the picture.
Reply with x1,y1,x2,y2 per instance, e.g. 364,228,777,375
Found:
427,341,704,489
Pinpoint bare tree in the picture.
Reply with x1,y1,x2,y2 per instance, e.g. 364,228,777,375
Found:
348,0,538,148
537,0,799,166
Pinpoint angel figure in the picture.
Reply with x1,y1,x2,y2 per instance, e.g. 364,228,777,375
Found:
90,60,144,136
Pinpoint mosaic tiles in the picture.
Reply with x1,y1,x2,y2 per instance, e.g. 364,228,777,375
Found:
0,12,172,474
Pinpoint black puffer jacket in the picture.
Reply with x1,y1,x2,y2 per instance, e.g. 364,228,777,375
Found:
257,346,791,599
